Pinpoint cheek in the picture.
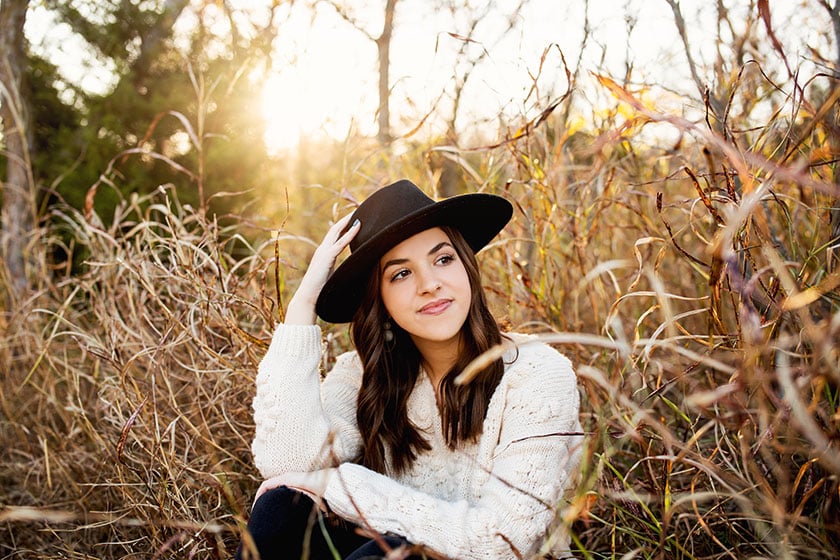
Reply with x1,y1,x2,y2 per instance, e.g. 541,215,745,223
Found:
453,264,471,295
379,281,406,317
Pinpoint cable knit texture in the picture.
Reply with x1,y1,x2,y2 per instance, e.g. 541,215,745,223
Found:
252,323,583,559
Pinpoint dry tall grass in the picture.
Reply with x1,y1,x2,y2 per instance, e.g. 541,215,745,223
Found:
2,74,839,559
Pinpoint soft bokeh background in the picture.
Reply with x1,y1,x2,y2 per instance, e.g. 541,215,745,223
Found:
1,1,839,558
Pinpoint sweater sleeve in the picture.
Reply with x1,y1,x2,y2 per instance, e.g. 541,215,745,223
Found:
251,323,362,478
322,344,583,560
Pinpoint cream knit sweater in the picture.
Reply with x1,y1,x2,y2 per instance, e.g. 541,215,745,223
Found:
251,323,582,559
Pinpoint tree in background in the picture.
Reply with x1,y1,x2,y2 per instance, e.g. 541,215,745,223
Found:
0,0,38,307
0,0,289,296
323,0,400,145
38,0,281,216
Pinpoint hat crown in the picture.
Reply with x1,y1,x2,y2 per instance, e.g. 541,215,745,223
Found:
349,180,434,253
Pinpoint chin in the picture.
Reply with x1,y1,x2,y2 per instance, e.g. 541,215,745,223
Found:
412,322,465,345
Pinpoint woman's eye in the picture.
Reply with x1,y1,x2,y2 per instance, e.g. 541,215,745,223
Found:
390,269,410,282
436,254,455,265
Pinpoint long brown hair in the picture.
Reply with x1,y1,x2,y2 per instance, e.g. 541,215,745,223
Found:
351,226,505,475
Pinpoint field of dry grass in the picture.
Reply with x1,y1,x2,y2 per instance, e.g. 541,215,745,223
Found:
2,70,839,559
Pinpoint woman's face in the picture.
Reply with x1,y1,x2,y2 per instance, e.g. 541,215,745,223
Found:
379,227,472,349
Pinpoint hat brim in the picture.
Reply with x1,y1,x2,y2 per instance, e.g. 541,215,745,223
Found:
315,193,512,323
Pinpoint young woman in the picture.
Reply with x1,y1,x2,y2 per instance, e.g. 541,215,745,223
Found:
238,180,582,560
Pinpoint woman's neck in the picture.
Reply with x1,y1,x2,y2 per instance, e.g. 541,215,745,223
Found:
412,335,462,390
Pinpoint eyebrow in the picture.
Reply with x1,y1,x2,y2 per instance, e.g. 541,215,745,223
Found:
381,241,454,273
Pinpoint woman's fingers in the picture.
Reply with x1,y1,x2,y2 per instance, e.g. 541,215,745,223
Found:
334,217,360,252
328,211,355,235
283,213,360,323
317,212,359,260
305,215,360,282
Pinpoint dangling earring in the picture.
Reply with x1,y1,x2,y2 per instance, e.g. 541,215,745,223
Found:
383,319,394,344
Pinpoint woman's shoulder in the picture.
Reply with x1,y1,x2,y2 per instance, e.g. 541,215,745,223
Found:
326,349,364,384
504,332,573,364
489,333,580,431
500,332,576,387
333,348,362,368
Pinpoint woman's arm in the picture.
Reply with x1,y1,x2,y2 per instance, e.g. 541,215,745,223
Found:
251,324,363,477
251,213,362,477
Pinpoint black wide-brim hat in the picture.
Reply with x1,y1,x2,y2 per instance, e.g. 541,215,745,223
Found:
315,179,513,323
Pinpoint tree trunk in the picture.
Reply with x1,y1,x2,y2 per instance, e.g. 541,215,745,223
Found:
375,0,397,145
824,1,840,272
0,0,36,308
830,1,840,78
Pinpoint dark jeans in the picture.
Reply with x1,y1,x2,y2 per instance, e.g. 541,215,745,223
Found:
236,486,422,560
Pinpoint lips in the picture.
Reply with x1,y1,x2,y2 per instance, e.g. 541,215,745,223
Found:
418,298,452,315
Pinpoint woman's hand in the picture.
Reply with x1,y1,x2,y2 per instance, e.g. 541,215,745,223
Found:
254,469,336,506
285,213,361,324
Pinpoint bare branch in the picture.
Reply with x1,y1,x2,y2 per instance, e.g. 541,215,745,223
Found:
444,0,526,137
663,0,706,100
821,0,840,73
320,0,376,42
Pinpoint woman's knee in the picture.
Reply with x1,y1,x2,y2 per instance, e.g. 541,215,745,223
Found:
250,486,314,522
239,486,316,558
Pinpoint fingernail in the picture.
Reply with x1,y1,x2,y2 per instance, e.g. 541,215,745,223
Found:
352,219,360,228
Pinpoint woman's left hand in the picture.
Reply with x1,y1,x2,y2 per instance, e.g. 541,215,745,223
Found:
255,468,336,504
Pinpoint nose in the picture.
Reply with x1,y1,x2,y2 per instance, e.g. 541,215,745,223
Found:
416,266,441,295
